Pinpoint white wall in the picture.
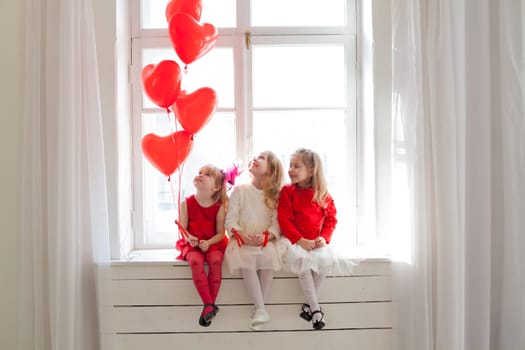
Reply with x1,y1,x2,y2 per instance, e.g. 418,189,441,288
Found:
0,0,23,348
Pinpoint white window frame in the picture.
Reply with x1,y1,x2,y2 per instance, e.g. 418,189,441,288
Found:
127,0,358,252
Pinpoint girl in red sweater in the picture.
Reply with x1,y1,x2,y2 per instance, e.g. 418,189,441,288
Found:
177,164,228,327
277,148,343,330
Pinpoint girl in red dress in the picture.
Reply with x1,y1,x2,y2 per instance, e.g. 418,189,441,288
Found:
278,148,355,330
177,164,228,327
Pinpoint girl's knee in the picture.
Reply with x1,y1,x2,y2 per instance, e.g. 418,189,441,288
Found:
186,253,205,267
298,270,312,280
206,251,224,266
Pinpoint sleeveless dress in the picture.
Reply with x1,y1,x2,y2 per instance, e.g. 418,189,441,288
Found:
176,195,228,260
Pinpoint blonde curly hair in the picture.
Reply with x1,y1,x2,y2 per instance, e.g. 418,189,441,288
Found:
260,151,285,209
291,148,329,207
198,164,228,207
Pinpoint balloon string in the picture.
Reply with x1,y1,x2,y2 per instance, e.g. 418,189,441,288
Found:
166,108,171,129
170,160,186,240
164,108,177,143
178,161,185,219
171,110,182,222
169,174,180,240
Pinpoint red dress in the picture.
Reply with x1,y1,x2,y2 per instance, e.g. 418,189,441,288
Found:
177,195,228,260
277,184,337,245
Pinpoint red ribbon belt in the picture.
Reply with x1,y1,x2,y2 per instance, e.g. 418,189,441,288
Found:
174,220,190,239
231,228,244,247
231,228,270,248
262,231,269,248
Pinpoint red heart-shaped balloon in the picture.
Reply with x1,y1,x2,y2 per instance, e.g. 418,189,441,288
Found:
141,131,194,176
141,60,182,108
173,87,217,134
165,0,202,22
168,13,218,65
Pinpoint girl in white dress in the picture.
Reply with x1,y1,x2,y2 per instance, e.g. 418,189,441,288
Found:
224,151,284,331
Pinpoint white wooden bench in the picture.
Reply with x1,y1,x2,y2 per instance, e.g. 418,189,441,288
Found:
97,253,392,350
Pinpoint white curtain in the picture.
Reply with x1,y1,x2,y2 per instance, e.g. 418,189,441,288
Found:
19,0,110,349
391,0,525,349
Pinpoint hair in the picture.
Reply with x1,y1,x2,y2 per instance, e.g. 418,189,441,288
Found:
260,150,285,209
199,164,228,207
291,148,329,207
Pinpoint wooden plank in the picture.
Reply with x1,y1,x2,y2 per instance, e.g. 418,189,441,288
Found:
99,334,116,350
115,329,392,350
110,259,390,280
111,275,391,306
99,306,115,334
113,302,392,333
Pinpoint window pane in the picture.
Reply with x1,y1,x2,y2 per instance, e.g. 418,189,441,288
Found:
252,45,345,108
141,0,169,29
142,47,235,109
142,112,235,244
180,112,237,193
253,110,355,249
141,0,236,29
200,0,236,28
251,0,346,27
253,110,347,182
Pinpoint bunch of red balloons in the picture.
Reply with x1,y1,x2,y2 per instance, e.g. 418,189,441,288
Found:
141,0,218,177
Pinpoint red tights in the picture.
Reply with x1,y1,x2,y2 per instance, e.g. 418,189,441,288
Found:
186,250,224,306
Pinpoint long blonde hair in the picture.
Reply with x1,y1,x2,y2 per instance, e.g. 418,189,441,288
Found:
199,164,228,207
260,151,285,209
292,148,329,207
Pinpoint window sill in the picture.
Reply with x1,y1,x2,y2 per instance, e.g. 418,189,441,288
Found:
111,248,390,265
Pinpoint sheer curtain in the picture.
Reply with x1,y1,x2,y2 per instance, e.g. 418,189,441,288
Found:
390,0,525,349
19,0,110,349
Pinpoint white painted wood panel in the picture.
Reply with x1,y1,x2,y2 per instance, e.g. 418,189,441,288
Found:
99,258,393,350
113,302,392,333
111,275,390,305
110,259,390,280
115,329,392,350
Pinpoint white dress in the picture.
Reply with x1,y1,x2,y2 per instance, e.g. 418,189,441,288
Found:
224,183,282,275
277,239,359,276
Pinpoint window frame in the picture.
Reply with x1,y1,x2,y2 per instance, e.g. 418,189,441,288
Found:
128,0,358,251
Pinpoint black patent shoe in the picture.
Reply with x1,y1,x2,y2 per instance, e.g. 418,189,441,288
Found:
300,303,312,321
311,310,325,330
198,304,217,327
198,314,211,327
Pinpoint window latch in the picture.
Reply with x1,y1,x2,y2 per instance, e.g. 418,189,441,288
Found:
244,31,251,49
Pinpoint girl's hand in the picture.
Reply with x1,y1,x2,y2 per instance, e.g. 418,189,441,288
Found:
187,234,199,248
297,238,316,251
198,240,210,252
244,233,264,246
315,237,326,248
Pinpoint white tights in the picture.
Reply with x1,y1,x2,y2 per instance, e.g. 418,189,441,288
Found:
241,268,274,310
298,269,326,321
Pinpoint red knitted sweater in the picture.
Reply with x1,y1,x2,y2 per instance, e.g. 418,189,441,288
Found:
277,184,337,244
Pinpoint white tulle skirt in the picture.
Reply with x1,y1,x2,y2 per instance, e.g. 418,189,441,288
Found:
277,238,360,276
224,240,282,276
